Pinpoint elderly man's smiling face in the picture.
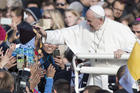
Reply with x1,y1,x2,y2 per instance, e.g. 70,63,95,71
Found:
86,10,103,31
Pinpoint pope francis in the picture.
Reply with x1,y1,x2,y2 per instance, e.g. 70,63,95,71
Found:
41,5,136,90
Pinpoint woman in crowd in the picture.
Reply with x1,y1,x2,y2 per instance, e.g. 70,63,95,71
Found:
43,9,65,29
38,9,66,57
64,9,82,27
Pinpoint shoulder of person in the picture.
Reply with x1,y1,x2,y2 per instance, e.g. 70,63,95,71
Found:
111,19,129,28
106,18,131,32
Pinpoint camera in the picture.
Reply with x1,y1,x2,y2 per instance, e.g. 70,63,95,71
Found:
15,68,31,93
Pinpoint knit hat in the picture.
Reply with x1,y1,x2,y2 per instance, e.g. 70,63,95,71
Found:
18,21,36,44
68,1,84,14
26,7,42,22
0,26,6,41
89,5,105,17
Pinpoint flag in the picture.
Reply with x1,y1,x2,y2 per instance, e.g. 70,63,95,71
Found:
119,41,140,93
127,41,140,80
119,67,135,93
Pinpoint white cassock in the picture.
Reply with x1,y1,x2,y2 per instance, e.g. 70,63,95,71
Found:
45,18,136,89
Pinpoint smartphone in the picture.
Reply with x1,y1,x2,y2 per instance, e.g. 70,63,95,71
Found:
0,18,12,25
16,54,26,69
53,49,60,57
37,19,51,30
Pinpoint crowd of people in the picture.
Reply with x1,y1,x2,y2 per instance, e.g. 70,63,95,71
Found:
0,0,140,93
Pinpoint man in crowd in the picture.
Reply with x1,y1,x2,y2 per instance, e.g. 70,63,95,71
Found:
55,0,69,9
112,0,125,22
42,2,55,12
26,0,40,8
25,7,42,25
104,7,114,20
40,5,136,89
131,20,140,40
0,70,14,93
53,79,71,93
83,85,111,93
83,85,101,93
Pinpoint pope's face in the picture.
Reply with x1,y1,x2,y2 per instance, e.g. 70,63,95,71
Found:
86,10,102,31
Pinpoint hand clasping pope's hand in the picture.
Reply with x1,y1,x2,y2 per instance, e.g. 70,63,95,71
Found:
114,49,125,59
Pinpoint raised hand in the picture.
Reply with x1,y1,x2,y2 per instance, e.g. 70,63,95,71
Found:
54,56,65,70
8,44,16,57
29,62,46,90
33,25,47,37
114,49,125,59
29,73,41,90
0,49,11,68
30,62,40,76
4,56,16,69
46,64,56,78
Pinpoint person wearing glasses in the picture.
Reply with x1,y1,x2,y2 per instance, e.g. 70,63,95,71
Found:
55,0,69,9
112,0,125,22
131,20,140,40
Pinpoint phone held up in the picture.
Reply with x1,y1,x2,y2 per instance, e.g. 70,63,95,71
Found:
16,54,26,70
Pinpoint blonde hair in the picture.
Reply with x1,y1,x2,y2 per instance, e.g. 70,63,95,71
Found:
64,9,80,19
43,9,65,29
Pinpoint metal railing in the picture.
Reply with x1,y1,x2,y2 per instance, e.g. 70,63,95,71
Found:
72,53,130,93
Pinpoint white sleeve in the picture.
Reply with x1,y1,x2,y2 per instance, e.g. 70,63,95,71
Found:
44,21,87,54
46,30,65,45
45,24,81,45
122,26,137,53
